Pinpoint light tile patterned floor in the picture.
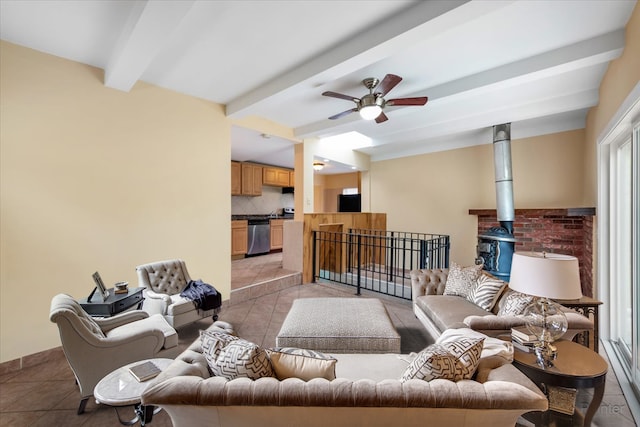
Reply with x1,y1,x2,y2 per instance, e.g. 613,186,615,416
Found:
231,251,298,291
1,253,636,426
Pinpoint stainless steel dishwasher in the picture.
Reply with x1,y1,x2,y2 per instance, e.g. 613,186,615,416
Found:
247,218,270,255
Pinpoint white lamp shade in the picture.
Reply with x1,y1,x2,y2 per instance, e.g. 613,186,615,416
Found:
359,105,382,120
508,251,582,300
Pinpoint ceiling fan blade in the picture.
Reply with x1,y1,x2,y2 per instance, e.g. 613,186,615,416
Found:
322,91,359,102
386,96,428,106
328,108,358,120
375,111,389,124
376,74,402,96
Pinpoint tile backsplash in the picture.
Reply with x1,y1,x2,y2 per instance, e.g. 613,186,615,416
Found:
232,186,294,215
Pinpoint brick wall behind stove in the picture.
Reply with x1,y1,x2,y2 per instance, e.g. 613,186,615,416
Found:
476,210,595,297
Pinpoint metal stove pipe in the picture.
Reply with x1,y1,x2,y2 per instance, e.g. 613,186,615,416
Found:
475,123,517,282
493,123,514,234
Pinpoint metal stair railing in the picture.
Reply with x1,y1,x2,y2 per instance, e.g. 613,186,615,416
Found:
312,229,450,300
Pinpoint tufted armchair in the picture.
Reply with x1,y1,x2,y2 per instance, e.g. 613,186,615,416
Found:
49,293,180,414
136,259,220,329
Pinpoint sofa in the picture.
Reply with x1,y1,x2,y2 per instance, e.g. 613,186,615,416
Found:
410,266,594,342
142,323,548,427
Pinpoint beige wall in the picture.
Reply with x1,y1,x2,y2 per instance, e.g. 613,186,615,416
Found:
370,130,587,265
314,172,360,212
2,3,637,365
0,42,232,363
584,2,640,205
582,3,639,297
324,173,360,192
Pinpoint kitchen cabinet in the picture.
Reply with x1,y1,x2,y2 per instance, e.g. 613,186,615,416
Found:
270,219,284,250
241,163,262,196
231,220,248,256
289,170,295,187
263,167,292,187
231,161,241,195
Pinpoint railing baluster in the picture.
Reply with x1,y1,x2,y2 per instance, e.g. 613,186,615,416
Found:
312,228,450,300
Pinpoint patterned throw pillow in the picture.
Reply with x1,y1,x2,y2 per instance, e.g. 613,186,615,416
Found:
443,262,483,298
400,345,460,383
266,347,337,381
497,290,535,316
211,338,274,380
439,337,485,380
466,273,508,311
200,329,238,372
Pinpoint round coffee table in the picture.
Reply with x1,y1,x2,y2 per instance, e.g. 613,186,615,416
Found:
94,358,173,426
513,340,607,426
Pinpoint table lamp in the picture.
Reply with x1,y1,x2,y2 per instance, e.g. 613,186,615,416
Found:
508,251,582,368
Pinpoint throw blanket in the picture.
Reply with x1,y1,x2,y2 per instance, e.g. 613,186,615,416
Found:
180,279,221,311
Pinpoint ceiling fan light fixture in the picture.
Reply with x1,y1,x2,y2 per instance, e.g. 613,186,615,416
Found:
359,105,382,120
323,74,426,123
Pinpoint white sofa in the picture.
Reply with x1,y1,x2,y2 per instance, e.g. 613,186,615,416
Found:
142,325,548,427
410,268,594,342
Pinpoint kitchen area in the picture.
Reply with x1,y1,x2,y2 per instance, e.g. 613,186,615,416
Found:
231,161,295,259
230,161,299,296
230,130,365,295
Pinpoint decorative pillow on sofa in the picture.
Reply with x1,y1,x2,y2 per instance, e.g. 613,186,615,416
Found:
200,329,238,370
437,328,513,364
443,262,483,298
266,347,337,381
497,289,535,316
210,338,274,380
437,329,514,383
399,345,460,383
400,337,484,382
438,337,485,380
466,273,508,311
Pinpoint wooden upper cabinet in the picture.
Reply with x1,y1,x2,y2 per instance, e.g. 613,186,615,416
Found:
289,170,295,187
241,163,262,196
232,162,293,195
263,167,292,187
231,162,242,195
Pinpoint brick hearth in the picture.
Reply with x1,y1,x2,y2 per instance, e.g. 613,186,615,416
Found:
469,208,596,297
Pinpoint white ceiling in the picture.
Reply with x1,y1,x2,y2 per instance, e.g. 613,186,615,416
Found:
1,0,636,174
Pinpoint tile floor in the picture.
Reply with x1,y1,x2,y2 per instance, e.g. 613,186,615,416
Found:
0,253,637,426
230,251,299,291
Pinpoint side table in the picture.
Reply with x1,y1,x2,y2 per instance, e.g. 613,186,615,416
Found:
556,296,603,352
513,340,607,427
94,358,172,426
79,287,144,317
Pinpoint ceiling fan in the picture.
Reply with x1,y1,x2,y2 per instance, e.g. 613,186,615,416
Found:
322,74,428,124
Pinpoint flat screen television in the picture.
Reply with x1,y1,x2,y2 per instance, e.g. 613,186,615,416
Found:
338,194,361,212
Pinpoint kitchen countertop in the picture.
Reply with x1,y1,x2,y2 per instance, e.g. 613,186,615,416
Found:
232,214,294,221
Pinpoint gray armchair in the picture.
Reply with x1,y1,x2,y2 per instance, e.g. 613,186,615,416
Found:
49,294,180,414
136,259,221,329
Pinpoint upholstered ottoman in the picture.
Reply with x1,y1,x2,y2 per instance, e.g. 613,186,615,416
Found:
276,297,401,353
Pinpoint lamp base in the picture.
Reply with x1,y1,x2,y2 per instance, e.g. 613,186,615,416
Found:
524,297,568,369
533,341,558,368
